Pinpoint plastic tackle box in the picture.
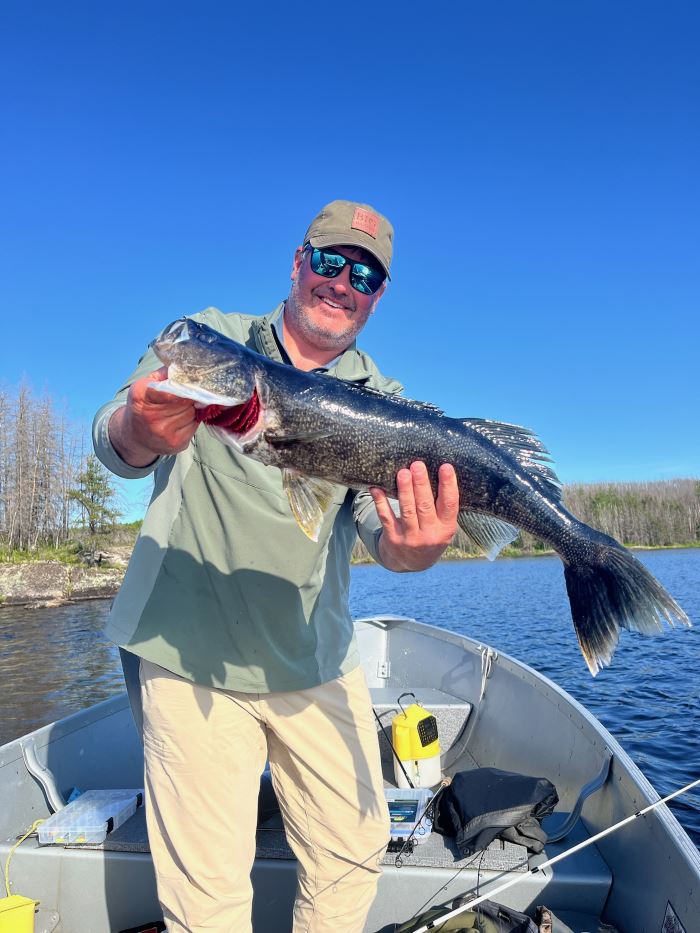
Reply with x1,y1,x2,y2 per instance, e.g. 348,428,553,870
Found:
38,789,143,845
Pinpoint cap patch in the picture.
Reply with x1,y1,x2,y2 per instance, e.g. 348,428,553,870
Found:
351,207,379,239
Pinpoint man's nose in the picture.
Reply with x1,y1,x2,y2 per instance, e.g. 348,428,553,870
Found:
329,264,352,293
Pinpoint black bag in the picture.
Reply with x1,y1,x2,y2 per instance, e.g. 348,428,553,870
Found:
433,768,559,857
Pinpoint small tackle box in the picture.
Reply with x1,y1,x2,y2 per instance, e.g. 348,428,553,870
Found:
38,789,144,845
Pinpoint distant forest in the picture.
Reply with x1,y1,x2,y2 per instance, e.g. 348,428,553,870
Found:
351,479,700,561
355,481,700,561
1,383,698,556
514,479,700,552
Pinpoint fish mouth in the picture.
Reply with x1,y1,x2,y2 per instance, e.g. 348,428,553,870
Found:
151,318,192,357
195,388,262,439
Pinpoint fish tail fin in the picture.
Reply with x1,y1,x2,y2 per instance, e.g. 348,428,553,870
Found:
564,545,691,676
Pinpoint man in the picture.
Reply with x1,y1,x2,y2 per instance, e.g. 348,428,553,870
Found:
93,200,459,933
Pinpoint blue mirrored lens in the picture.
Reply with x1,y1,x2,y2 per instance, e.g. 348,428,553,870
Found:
311,250,345,277
309,248,384,295
350,263,384,295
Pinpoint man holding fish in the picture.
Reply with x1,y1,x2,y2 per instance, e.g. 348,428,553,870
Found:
94,200,459,933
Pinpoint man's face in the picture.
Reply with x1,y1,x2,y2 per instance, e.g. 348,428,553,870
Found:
285,244,386,355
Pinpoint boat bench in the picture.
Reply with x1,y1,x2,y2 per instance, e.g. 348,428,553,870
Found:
71,682,612,921
59,801,612,930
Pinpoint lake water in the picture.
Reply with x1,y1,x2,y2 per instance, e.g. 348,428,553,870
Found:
1,548,698,847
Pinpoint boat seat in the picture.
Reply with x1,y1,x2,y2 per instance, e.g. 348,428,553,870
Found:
73,788,613,919
69,805,527,875
68,685,612,920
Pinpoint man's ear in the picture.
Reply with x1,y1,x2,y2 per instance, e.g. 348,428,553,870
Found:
290,246,304,281
369,280,387,312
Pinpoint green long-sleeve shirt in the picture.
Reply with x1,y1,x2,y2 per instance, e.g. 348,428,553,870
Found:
93,306,402,692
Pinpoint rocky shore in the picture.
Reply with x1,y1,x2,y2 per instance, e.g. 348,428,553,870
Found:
0,548,130,608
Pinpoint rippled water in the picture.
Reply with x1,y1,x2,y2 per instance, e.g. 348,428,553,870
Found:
0,601,124,742
1,549,698,846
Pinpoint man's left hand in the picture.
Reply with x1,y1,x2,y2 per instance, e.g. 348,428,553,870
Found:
370,462,460,572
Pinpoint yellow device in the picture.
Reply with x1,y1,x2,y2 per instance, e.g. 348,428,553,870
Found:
0,895,37,933
391,693,441,788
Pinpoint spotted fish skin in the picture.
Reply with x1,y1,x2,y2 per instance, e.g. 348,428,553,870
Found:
152,317,691,675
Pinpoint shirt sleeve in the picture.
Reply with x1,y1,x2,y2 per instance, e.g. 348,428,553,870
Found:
353,490,401,566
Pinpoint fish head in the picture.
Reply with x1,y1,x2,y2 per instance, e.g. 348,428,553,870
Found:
151,317,256,405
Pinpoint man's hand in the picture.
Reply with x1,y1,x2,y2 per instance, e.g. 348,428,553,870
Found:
109,367,198,468
370,462,460,572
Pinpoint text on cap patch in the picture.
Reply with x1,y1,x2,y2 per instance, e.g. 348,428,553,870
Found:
351,208,379,238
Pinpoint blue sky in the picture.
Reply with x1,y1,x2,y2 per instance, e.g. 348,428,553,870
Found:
2,2,698,521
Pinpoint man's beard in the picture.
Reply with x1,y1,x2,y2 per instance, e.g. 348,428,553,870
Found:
285,285,366,352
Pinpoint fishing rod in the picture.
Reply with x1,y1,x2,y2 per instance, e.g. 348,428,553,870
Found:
410,775,700,933
373,708,415,789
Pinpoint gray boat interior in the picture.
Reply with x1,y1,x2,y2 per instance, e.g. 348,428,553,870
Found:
1,616,698,932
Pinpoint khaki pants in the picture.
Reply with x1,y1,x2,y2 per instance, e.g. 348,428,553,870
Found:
139,660,390,933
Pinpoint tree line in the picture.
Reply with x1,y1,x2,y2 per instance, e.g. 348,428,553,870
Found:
353,479,700,561
515,479,700,552
0,384,119,553
1,383,698,556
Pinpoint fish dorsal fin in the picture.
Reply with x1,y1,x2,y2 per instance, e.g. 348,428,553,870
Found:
462,418,563,501
457,511,519,561
282,469,336,542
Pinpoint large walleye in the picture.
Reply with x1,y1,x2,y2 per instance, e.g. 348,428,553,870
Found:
151,317,690,676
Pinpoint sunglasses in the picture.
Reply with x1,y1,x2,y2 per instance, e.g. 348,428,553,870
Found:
304,245,386,295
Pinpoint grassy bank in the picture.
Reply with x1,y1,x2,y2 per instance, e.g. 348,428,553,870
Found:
0,522,142,567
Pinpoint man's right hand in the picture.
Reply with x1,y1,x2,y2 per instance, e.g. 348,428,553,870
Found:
109,367,198,468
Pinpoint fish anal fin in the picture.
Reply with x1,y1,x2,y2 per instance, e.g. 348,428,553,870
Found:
282,469,336,542
457,511,519,561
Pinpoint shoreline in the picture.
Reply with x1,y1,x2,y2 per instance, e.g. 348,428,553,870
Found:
0,560,124,610
2,542,698,610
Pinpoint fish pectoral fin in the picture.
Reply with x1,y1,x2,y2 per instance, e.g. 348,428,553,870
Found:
457,511,519,561
282,470,336,542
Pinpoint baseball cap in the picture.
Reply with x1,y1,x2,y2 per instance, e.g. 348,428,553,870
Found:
303,200,394,277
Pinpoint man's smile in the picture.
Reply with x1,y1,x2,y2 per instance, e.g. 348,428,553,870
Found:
317,294,352,312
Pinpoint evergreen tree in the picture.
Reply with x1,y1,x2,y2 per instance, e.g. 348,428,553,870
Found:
69,454,120,535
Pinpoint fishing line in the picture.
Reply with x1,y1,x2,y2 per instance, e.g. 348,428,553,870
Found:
409,775,700,933
389,856,480,933
373,708,415,789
